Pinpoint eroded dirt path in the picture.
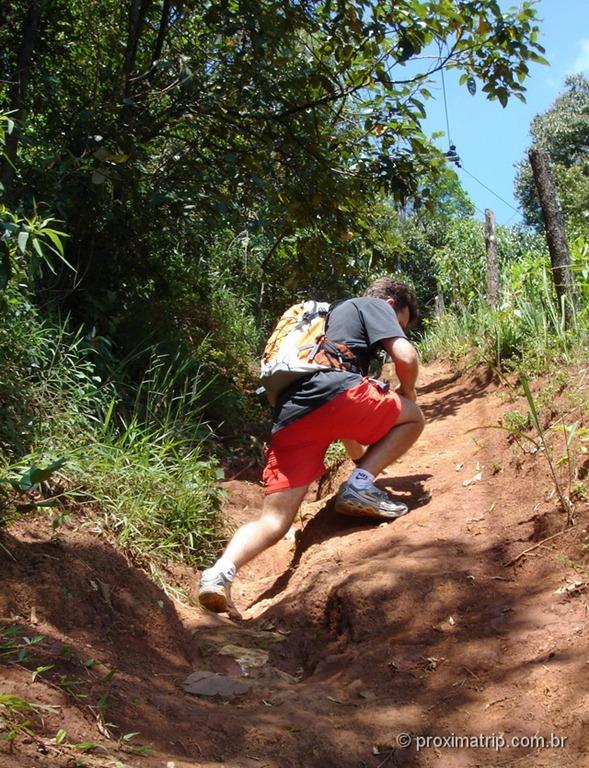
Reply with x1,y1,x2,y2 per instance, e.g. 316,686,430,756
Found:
177,363,589,768
2,363,588,768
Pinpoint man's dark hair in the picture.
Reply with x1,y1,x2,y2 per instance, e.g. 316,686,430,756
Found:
365,277,419,328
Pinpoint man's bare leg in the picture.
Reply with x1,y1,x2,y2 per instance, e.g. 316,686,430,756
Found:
344,397,423,473
198,484,309,612
224,484,309,570
342,438,366,462
359,396,424,476
200,399,424,610
335,397,424,519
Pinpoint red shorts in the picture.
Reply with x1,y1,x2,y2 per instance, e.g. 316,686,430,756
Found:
262,378,402,494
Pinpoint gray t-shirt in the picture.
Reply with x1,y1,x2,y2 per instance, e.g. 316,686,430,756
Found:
272,297,406,432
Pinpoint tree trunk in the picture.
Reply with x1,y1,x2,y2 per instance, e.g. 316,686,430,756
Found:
123,0,153,98
0,0,48,196
152,0,172,64
484,208,499,308
528,148,575,325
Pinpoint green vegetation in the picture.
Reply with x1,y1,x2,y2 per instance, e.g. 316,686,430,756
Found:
3,4,589,759
0,3,586,566
0,624,152,758
0,304,226,567
417,220,588,526
414,72,589,529
514,74,589,236
419,228,588,372
0,0,553,570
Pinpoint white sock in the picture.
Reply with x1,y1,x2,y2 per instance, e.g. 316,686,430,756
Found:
348,468,375,489
205,557,236,581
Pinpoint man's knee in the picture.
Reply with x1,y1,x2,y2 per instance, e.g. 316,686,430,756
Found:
414,404,425,433
396,398,425,433
260,493,300,542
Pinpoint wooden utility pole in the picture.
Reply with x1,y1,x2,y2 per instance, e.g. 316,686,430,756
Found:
528,148,575,325
434,291,445,317
484,208,499,308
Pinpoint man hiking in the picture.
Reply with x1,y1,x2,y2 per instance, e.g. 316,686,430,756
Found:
199,277,425,613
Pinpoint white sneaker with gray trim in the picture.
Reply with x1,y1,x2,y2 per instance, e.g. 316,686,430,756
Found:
334,482,409,520
198,569,232,613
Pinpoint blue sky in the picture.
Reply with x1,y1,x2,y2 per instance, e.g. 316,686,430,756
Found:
420,0,589,226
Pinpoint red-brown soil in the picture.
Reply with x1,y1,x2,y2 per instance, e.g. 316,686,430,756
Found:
2,362,588,768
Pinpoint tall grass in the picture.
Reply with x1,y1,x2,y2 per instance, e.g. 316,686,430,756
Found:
0,300,226,568
67,413,225,566
419,244,588,372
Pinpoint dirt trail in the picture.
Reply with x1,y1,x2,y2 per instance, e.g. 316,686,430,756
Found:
2,363,588,768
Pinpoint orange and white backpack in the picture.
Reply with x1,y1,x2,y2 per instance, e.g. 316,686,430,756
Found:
259,300,357,404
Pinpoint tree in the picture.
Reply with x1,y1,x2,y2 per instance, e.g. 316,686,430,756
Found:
0,1,546,354
515,74,589,236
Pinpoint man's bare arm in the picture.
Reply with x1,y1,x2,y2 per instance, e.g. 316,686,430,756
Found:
380,336,419,402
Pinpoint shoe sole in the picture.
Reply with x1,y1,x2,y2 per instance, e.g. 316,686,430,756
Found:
334,499,409,520
198,589,228,613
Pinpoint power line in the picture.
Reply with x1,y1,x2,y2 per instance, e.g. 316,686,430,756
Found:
438,60,522,221
440,66,463,167
504,210,521,227
459,165,521,215
440,66,453,146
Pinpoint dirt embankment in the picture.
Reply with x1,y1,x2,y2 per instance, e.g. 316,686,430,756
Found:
1,362,588,768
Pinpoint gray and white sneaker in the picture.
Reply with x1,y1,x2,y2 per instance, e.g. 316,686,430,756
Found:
334,482,409,520
198,569,232,613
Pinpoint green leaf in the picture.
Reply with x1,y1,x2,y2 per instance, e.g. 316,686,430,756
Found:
0,694,34,710
73,741,103,752
32,238,44,259
44,229,65,256
17,230,29,254
54,729,67,745
34,664,54,675
529,53,549,66
17,458,66,491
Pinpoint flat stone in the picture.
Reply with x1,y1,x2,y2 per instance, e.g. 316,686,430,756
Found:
218,643,269,676
182,670,252,698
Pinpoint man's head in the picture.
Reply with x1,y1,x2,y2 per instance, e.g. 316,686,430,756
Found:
365,277,419,330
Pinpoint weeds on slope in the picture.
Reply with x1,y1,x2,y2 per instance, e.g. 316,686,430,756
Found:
418,235,588,373
0,625,153,758
0,300,226,569
419,237,589,535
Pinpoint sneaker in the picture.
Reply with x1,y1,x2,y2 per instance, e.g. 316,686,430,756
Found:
198,569,232,613
334,482,409,520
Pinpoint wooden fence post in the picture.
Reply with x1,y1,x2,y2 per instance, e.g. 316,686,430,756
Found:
528,148,575,325
485,208,499,308
434,291,445,317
